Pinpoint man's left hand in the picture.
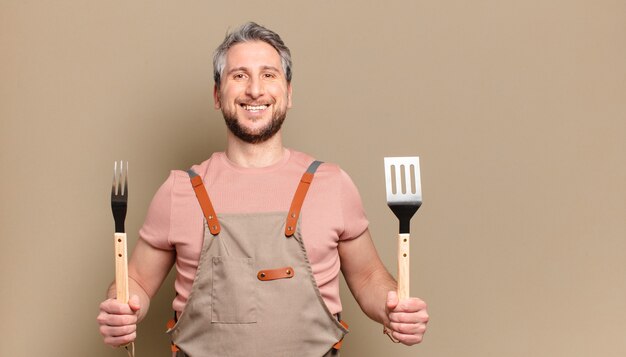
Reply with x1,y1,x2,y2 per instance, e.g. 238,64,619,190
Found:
385,290,429,345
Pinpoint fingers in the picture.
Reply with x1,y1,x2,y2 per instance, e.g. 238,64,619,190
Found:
97,298,139,347
103,333,137,348
386,317,428,346
99,324,137,347
388,329,425,346
97,316,138,347
389,296,427,313
385,293,429,346
99,298,135,315
128,295,141,312
388,307,429,324
386,291,399,311
97,310,138,327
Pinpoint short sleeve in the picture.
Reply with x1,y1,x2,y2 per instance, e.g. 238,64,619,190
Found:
138,171,176,250
338,169,369,241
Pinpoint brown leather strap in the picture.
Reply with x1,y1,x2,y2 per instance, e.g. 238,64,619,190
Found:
285,161,323,237
257,266,295,281
333,320,349,350
188,170,220,235
166,319,180,352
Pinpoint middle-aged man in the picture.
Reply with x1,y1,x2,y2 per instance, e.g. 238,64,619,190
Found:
98,22,429,357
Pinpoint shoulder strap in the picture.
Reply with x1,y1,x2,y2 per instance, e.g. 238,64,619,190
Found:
285,161,323,237
187,169,221,235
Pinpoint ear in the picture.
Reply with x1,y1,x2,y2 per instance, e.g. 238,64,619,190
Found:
213,85,221,109
287,83,293,109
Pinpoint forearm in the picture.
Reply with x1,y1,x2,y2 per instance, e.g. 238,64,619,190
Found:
349,266,397,326
339,229,399,326
340,231,429,346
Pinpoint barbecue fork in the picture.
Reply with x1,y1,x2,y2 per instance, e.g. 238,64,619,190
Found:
111,161,135,357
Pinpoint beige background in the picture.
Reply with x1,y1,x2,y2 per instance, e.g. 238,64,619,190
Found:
1,1,625,356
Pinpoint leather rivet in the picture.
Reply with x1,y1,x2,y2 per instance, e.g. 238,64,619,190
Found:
288,226,293,231
291,213,296,218
260,273,266,278
213,225,217,230
209,215,213,219
286,270,291,275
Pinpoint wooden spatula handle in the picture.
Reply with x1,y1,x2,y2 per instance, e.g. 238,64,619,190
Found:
398,233,410,300
114,232,129,303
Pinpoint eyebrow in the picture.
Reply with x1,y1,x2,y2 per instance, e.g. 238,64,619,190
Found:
226,65,282,75
260,65,281,73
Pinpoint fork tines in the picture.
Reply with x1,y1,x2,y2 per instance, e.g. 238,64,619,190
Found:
112,161,128,196
111,161,128,233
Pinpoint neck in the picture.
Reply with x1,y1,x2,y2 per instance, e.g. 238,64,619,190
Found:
225,131,286,168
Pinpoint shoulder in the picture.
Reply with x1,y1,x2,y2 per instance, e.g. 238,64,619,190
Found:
160,153,224,199
168,152,226,182
187,153,222,177
288,150,360,198
288,149,346,178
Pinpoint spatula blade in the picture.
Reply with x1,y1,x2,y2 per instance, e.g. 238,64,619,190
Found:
384,156,422,206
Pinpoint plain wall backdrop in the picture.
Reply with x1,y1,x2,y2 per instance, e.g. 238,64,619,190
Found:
1,1,625,356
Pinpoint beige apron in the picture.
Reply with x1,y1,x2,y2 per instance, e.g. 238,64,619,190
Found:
166,161,349,357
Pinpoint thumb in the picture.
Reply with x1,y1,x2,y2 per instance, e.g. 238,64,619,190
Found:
128,294,141,312
386,290,399,312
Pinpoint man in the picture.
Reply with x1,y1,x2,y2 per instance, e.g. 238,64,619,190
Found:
98,22,428,356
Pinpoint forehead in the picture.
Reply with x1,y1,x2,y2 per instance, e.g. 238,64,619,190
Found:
225,41,283,72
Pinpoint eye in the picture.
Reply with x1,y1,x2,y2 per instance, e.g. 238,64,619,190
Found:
263,72,277,79
233,73,247,80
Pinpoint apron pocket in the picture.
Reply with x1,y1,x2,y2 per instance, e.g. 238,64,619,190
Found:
211,256,257,323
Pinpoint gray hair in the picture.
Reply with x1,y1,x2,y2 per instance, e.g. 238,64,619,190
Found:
213,22,292,88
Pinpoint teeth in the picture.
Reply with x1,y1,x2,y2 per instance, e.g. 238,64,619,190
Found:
243,104,268,111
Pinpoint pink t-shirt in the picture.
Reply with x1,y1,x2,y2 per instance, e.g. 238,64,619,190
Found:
139,149,369,315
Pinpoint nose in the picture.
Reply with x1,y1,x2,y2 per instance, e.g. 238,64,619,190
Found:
245,76,264,99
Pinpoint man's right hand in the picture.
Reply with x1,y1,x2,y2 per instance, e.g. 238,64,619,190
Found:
97,295,141,347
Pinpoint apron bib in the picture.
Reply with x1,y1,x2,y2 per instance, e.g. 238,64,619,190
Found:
167,161,348,357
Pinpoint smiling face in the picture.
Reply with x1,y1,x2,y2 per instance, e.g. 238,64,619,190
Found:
214,41,292,144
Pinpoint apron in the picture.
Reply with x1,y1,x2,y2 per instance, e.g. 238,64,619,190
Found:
166,161,349,357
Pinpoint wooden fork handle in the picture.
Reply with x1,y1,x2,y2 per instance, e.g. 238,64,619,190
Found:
398,233,410,300
114,232,129,303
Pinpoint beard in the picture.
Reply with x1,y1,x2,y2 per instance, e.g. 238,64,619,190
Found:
222,106,287,144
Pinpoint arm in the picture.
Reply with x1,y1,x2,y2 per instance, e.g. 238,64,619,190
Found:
339,229,428,345
339,229,396,324
97,238,175,347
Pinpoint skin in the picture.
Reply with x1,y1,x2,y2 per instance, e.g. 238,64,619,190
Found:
97,40,428,348
215,41,291,147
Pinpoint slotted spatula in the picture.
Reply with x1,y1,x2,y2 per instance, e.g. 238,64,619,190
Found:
384,157,422,300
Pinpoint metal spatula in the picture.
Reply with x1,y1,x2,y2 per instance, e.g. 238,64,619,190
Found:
384,157,422,300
